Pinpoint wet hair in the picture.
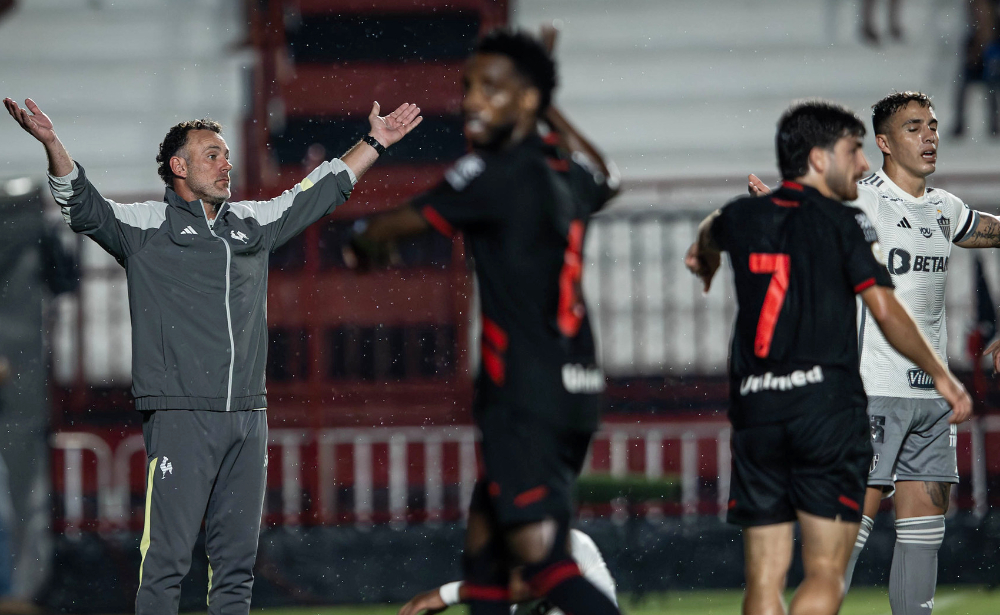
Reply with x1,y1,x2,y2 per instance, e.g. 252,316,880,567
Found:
476,28,557,116
776,100,866,180
871,91,933,134
156,119,223,186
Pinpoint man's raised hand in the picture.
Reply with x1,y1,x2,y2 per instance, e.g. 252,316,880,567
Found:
747,174,771,196
540,22,559,54
368,101,422,149
4,98,57,145
5,97,74,176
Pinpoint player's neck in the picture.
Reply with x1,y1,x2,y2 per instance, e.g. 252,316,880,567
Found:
171,182,222,221
792,173,836,200
476,125,537,153
881,159,927,198
503,123,536,150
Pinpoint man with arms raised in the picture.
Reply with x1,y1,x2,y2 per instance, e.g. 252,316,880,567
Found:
3,96,421,615
348,28,621,615
751,91,992,612
687,100,970,615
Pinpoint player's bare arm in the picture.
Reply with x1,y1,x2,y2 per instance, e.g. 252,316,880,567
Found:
341,101,423,181
4,97,74,177
860,284,972,423
397,587,449,615
983,334,1000,374
342,205,430,269
537,24,619,198
363,206,430,242
955,211,1000,248
544,105,620,199
398,570,541,615
955,211,1000,372
684,209,722,292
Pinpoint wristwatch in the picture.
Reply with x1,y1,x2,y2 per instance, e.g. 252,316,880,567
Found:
362,134,386,156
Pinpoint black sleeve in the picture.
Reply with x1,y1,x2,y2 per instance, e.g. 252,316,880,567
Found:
410,153,503,236
709,203,731,252
840,208,893,293
566,153,615,216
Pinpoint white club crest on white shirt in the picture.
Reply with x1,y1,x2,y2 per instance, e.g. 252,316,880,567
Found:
936,213,951,240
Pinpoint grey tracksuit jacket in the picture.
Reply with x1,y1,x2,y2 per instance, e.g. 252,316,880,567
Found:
49,159,356,412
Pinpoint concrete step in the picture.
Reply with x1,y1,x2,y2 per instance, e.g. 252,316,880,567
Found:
512,0,997,185
0,0,249,195
514,0,959,51
0,0,245,62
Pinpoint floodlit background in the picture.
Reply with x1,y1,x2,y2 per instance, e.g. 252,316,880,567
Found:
0,0,999,612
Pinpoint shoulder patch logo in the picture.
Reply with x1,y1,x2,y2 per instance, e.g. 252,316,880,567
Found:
230,230,249,244
855,213,878,243
936,213,951,240
445,154,486,192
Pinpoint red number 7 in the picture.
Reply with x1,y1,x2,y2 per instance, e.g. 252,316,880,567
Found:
749,253,790,358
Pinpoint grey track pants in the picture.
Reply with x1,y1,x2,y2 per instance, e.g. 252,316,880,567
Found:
136,409,267,615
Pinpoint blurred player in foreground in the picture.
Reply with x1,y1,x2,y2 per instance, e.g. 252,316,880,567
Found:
347,26,620,615
687,100,970,615
3,95,421,615
751,91,987,612
397,529,616,615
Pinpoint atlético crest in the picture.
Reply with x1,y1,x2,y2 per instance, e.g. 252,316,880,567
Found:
869,453,879,474
936,213,951,240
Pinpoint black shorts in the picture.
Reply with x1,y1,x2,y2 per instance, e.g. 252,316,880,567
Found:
727,405,871,526
471,405,593,526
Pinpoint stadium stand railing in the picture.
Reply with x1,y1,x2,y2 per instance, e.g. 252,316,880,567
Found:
50,414,997,534
48,199,1000,534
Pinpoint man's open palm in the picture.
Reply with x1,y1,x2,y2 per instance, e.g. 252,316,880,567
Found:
368,101,422,148
4,98,56,145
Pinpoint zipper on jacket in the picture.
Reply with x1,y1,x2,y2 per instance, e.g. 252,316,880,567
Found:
203,204,235,411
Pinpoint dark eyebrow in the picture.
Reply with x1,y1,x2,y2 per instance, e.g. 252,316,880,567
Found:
204,144,230,156
901,118,924,127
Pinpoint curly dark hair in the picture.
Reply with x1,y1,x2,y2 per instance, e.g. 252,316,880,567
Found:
476,29,557,116
776,100,866,180
871,91,933,135
156,119,223,186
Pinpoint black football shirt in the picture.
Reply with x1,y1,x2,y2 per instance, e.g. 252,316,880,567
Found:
711,181,893,427
413,134,614,430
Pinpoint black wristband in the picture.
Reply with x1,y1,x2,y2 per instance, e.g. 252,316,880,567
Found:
362,134,386,156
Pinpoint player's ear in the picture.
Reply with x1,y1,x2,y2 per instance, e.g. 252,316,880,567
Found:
875,133,891,157
807,146,829,176
170,156,187,180
520,87,541,117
